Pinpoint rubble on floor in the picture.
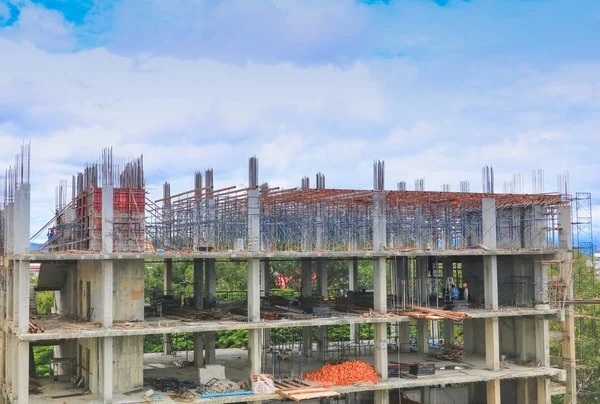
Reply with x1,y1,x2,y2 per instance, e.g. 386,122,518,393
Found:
435,345,466,361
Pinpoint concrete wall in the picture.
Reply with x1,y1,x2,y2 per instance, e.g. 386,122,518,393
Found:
53,340,77,376
113,336,144,392
77,259,144,322
54,264,77,316
77,336,143,394
77,338,99,394
499,318,516,357
113,260,144,321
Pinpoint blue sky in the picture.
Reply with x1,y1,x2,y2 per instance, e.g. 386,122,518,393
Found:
0,0,599,245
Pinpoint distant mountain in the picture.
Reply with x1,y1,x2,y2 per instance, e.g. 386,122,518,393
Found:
30,242,42,250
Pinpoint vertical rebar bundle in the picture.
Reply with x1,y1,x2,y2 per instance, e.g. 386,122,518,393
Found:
249,156,259,188
482,165,494,193
373,161,384,191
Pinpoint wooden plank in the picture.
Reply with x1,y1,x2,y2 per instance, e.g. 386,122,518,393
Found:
291,391,340,401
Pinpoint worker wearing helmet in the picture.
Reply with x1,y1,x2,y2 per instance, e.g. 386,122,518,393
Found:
462,282,469,301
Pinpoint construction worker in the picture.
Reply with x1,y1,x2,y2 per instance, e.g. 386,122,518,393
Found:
451,284,459,301
462,282,469,301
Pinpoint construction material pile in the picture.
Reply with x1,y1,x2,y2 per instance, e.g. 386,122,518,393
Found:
404,306,471,321
28,322,44,333
198,378,244,394
304,361,380,385
436,345,466,361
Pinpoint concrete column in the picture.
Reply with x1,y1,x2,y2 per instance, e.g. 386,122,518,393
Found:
248,258,261,375
16,340,29,403
485,318,500,371
163,259,173,295
534,260,549,305
205,332,216,364
416,257,428,305
349,257,360,342
398,323,411,353
193,259,204,310
301,258,312,358
536,378,550,404
517,379,531,404
487,380,500,404
6,335,12,388
535,317,550,404
205,258,216,305
482,198,499,311
193,333,204,367
417,320,429,354
261,259,269,294
203,258,216,360
516,318,529,361
101,261,113,329
12,264,19,330
18,261,31,334
373,257,388,379
463,320,474,355
102,337,113,403
558,206,576,404
247,186,261,379
372,190,388,399
443,258,454,348
316,258,327,361
163,334,172,356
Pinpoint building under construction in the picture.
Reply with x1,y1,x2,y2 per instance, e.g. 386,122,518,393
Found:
0,144,593,403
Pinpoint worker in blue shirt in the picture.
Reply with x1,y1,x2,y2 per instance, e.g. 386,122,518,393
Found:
451,284,459,301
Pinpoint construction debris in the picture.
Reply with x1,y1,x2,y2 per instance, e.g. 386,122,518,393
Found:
436,345,466,361
152,378,197,393
28,322,44,333
197,378,244,395
304,361,380,385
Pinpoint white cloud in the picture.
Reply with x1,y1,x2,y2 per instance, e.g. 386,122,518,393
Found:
1,2,75,51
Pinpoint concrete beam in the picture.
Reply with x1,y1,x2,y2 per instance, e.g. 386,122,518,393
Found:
12,248,557,262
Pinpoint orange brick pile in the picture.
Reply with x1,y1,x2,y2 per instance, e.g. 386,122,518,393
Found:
303,361,380,385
